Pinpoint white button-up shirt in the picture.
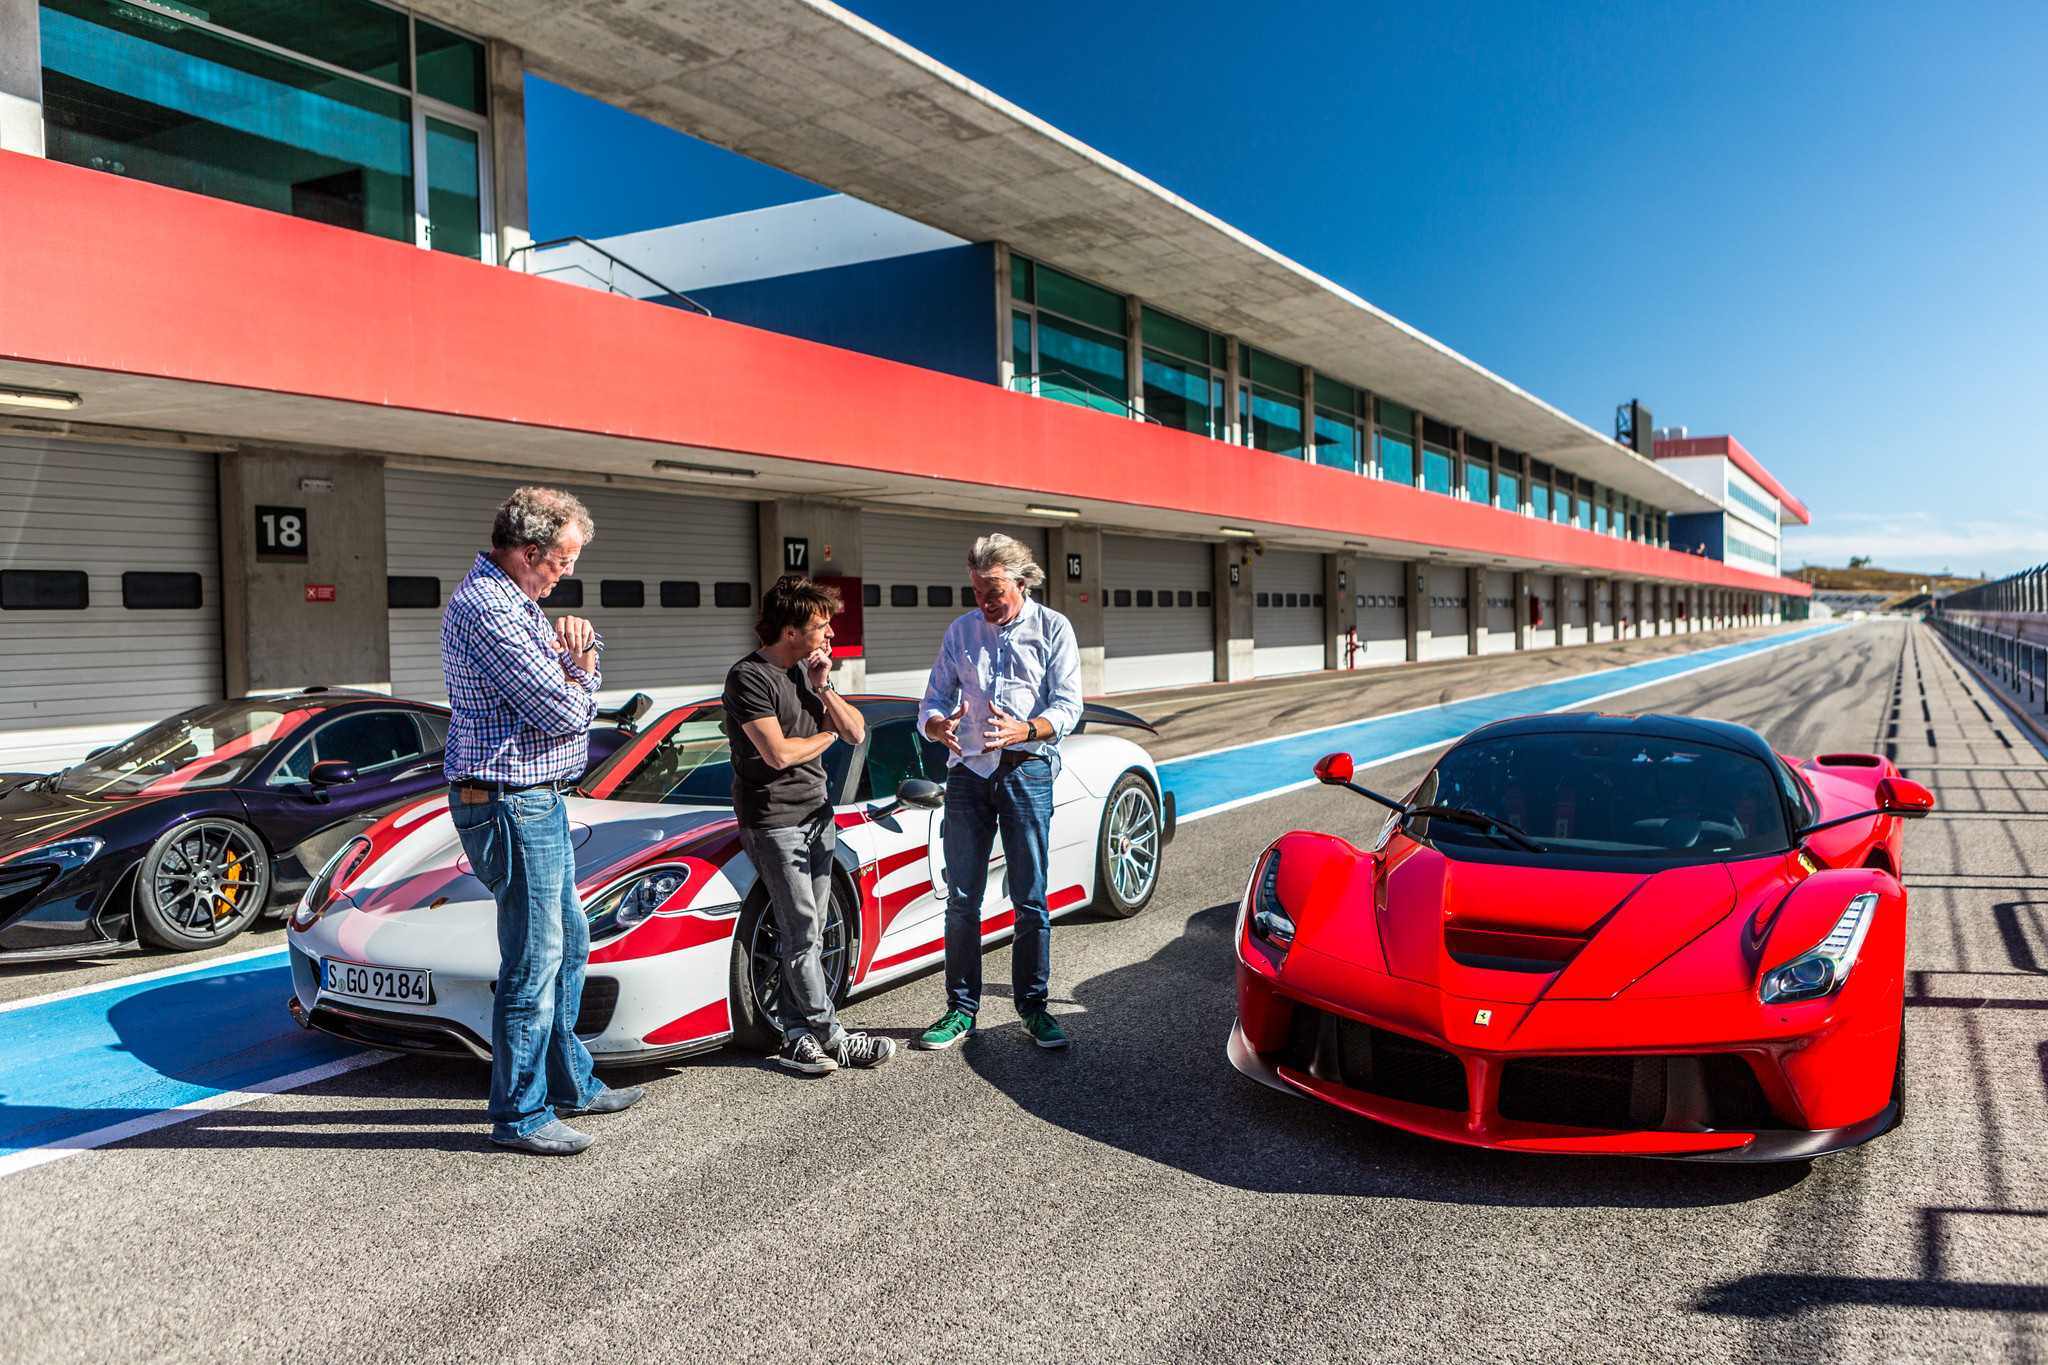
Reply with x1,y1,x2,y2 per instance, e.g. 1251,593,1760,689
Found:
918,598,1084,778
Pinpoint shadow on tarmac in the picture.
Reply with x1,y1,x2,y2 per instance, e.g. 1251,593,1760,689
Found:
964,901,1811,1210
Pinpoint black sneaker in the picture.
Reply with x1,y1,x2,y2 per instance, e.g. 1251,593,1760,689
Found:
779,1034,838,1075
834,1032,896,1068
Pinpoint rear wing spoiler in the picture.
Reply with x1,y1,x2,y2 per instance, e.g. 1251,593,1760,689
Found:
1073,702,1157,735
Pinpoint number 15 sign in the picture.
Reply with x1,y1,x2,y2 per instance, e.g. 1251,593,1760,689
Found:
255,506,308,560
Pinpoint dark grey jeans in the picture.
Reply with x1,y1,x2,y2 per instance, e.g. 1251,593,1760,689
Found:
738,810,847,1049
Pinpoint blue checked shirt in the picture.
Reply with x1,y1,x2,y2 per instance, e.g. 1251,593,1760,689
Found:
442,552,600,785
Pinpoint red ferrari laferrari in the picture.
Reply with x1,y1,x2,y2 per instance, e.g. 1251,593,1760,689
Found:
1228,712,1934,1161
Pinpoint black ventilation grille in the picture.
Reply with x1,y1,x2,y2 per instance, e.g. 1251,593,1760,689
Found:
574,976,620,1036
1498,1055,1649,1129
1281,1003,1470,1113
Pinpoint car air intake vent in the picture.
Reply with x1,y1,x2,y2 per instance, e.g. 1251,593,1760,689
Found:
1814,753,1883,767
1499,1055,1658,1129
575,975,620,1037
0,865,57,922
1281,1004,1470,1112
1445,926,1586,973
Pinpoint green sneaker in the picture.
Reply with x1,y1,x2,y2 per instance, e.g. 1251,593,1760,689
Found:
1020,1011,1068,1050
914,1009,976,1050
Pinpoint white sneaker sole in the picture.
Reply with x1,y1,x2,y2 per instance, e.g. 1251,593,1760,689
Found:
779,1055,838,1074
912,1031,974,1051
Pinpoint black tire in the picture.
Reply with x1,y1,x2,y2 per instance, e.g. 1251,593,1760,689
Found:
134,818,271,951
1090,771,1162,919
728,879,857,1053
1884,1000,1907,1134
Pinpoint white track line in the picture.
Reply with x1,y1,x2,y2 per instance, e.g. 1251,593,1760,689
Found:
1173,623,1846,824
0,1049,394,1179
0,943,286,1016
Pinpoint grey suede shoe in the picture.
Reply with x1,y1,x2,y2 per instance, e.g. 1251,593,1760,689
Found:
558,1085,644,1116
491,1119,594,1155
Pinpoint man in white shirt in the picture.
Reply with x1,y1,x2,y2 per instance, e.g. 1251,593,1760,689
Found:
915,533,1083,1051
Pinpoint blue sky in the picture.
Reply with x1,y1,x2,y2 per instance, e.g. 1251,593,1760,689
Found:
526,1,2048,577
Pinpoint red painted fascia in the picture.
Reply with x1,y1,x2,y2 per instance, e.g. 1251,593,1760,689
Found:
1653,435,1812,526
0,153,1804,596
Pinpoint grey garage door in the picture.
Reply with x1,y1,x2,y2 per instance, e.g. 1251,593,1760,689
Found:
1426,564,1469,660
1254,548,1324,677
1102,534,1213,691
863,515,1047,696
386,469,757,709
1351,557,1405,666
1483,569,1516,653
0,436,221,769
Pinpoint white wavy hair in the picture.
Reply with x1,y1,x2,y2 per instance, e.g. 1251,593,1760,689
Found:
492,486,594,551
968,532,1045,589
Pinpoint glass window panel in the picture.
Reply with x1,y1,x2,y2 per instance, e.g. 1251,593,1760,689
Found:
1010,255,1032,302
1010,311,1032,382
1498,473,1519,511
1210,333,1229,369
424,115,481,258
1143,350,1214,437
1375,399,1414,437
1141,307,1209,366
1377,433,1414,485
415,20,485,112
1465,461,1491,504
1210,374,1226,441
1313,374,1355,413
1531,483,1549,519
1312,410,1357,472
1594,502,1609,534
1246,386,1303,459
1034,265,1123,334
1033,312,1127,413
41,0,413,241
200,0,409,86
1247,349,1302,395
1422,445,1454,496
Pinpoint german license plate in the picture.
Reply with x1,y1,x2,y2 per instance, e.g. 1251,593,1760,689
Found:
322,958,432,1005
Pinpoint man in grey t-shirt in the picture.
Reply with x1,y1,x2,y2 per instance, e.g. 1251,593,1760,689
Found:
723,576,894,1075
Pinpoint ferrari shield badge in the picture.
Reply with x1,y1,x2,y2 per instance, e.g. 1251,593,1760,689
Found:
1473,1009,1492,1026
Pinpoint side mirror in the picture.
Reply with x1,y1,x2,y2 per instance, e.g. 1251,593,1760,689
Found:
1875,776,1935,817
1312,752,1354,785
308,760,358,789
870,778,944,820
85,746,112,761
615,692,653,731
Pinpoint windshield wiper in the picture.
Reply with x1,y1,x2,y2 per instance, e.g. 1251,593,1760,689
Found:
1406,804,1548,854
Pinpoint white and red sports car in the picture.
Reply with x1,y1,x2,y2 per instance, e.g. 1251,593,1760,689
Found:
284,696,1171,1064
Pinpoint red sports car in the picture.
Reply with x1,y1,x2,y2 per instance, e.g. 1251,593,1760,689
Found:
1228,712,1934,1161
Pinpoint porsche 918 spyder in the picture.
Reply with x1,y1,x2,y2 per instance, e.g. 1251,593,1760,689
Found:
1228,712,1933,1161
0,689,651,960
284,696,1173,1065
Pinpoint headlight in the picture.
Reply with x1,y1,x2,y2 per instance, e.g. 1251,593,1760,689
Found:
1247,849,1295,952
290,835,373,933
13,836,104,874
1760,892,1879,1004
586,865,691,939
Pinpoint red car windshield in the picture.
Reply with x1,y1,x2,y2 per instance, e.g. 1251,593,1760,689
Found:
582,704,855,807
1414,732,1792,861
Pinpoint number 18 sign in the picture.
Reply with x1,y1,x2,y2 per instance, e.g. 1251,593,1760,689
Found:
255,505,308,559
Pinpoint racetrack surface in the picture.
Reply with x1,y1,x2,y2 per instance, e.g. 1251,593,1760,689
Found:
3,620,2045,1363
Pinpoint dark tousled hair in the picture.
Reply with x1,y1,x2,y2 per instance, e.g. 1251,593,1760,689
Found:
754,575,842,646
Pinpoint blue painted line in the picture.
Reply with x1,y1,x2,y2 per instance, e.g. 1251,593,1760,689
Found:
1161,624,1842,815
0,947,359,1159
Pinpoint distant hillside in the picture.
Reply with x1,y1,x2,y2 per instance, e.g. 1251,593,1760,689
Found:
1790,564,1987,610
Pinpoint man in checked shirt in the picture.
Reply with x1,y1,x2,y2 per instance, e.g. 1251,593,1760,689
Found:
443,487,642,1155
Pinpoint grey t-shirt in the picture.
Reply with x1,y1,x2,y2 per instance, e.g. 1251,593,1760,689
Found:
723,653,830,829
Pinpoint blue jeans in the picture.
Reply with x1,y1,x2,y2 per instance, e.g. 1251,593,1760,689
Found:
449,787,599,1140
942,758,1055,1017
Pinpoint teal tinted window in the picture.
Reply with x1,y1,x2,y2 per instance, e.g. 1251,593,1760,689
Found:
41,0,413,242
1531,483,1549,519
1243,387,1303,459
1211,334,1230,369
1314,374,1357,414
1035,266,1123,334
1011,311,1032,375
424,116,480,257
1245,349,1301,395
1011,255,1032,302
1034,312,1127,413
1498,473,1519,512
1144,350,1217,436
203,0,409,85
1465,461,1491,504
416,20,485,113
1423,446,1454,496
1141,308,1210,366
1375,399,1414,437
1313,410,1358,471
1377,433,1414,485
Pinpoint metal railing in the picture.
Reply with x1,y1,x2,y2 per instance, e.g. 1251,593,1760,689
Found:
1937,561,2048,613
505,236,711,317
1011,369,1161,424
1928,615,2047,713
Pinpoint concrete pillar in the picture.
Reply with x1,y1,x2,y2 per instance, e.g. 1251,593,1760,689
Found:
487,42,529,264
1325,552,1357,670
1467,564,1487,656
1590,576,1607,643
1514,571,1533,651
0,0,43,156
219,451,390,697
1223,336,1242,447
993,242,1014,389
1053,525,1105,695
1213,542,1254,682
757,500,865,691
1124,295,1143,416
1405,561,1431,662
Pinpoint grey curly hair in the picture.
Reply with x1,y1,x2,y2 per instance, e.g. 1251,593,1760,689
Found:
968,532,1045,589
492,486,594,552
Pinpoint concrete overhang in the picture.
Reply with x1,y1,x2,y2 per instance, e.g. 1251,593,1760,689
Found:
0,153,1801,597
408,0,1720,519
